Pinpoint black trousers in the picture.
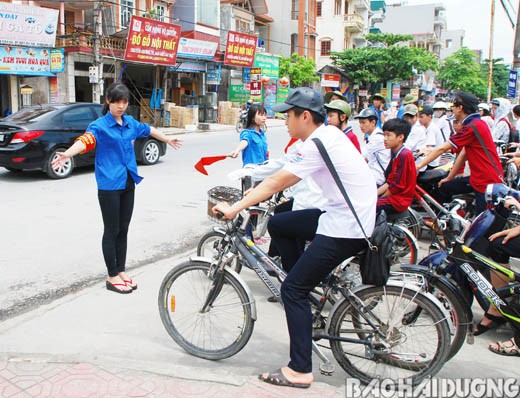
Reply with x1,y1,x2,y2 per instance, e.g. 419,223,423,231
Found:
436,176,486,215
97,179,135,277
268,209,367,373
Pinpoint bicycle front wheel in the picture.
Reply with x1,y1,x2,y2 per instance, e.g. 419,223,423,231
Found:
158,260,255,360
329,284,450,386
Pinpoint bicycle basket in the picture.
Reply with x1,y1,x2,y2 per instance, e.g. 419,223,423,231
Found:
207,186,242,219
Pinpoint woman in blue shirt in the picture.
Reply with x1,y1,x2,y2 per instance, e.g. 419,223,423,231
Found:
230,103,268,166
52,83,182,294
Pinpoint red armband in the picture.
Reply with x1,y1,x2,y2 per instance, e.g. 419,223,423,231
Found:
75,132,96,153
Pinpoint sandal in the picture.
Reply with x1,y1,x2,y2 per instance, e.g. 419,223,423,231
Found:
123,279,138,290
106,280,132,294
258,368,311,389
488,338,520,356
473,312,507,336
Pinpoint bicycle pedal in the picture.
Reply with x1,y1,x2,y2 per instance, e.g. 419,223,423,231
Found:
466,333,474,345
319,362,335,375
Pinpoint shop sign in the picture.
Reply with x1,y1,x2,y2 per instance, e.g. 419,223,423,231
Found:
263,82,277,117
380,88,388,98
224,30,257,67
508,70,518,99
206,63,221,85
392,84,400,101
228,84,250,103
321,73,340,87
50,48,64,73
250,81,262,100
242,67,251,83
358,89,368,97
49,76,59,103
250,67,261,81
124,16,181,66
253,53,279,79
410,88,419,97
0,3,58,48
177,37,218,60
173,60,206,73
0,45,53,76
276,86,290,105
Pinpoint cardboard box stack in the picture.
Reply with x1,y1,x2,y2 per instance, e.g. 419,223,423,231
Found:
218,102,240,125
140,98,154,124
166,105,199,128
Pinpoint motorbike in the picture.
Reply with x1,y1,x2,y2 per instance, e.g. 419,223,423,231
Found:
417,183,515,311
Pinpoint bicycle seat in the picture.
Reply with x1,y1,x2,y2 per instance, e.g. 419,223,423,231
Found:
386,211,409,222
418,168,448,184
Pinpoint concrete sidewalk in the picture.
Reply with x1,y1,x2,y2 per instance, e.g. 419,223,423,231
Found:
1,245,519,397
158,118,286,135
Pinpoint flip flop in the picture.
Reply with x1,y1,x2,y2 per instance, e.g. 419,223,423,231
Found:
258,368,311,389
474,312,507,336
106,280,132,294
123,279,138,290
488,338,520,356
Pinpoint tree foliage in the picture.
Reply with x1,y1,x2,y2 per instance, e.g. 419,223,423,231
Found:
479,58,510,99
279,53,320,87
437,47,486,96
330,33,439,93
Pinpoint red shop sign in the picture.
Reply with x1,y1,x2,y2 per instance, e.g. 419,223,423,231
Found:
224,30,257,67
124,16,181,66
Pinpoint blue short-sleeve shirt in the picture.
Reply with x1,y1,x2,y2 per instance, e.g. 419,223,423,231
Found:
87,112,151,190
239,128,268,165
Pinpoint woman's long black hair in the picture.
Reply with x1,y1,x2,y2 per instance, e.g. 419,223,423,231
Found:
246,103,266,129
102,83,130,115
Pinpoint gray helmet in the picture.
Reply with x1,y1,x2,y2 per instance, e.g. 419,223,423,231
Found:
354,108,378,120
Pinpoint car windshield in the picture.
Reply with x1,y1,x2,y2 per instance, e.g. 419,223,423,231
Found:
2,106,62,123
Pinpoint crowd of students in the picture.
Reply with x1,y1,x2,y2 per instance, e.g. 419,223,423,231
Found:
223,87,520,389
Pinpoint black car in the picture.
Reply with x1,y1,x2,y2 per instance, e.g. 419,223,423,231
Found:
0,103,167,179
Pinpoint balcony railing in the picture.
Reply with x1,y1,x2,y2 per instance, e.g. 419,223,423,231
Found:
56,34,127,54
344,13,364,32
353,0,370,11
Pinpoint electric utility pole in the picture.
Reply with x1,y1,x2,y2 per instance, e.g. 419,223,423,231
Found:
487,0,496,103
91,1,103,103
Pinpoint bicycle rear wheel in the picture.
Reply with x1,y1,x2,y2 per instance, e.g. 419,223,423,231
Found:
399,265,470,361
328,284,450,385
390,224,419,265
197,230,242,273
158,260,255,360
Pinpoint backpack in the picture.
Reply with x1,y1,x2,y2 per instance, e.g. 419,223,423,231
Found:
501,117,519,144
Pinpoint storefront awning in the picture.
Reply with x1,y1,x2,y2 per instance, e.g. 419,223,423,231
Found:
0,71,56,77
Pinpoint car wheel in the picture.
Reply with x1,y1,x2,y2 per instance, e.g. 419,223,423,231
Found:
141,139,161,165
46,148,74,179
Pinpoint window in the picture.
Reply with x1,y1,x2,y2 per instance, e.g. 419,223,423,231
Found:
344,0,349,14
291,33,298,54
197,0,218,26
445,39,452,48
235,19,251,33
317,1,322,17
334,0,341,15
155,4,166,22
120,0,134,28
321,40,331,56
292,0,299,19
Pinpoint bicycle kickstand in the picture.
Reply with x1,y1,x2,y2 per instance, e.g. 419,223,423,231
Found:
312,341,335,375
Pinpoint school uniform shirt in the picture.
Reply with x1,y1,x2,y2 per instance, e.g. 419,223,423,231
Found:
405,121,428,172
449,113,503,193
284,125,377,239
432,114,450,141
424,122,445,168
343,125,362,153
368,105,384,129
362,127,391,186
378,147,417,212
239,127,268,165
86,112,151,190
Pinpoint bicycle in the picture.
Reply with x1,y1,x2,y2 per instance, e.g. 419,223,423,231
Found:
197,186,419,271
158,208,451,385
401,192,520,361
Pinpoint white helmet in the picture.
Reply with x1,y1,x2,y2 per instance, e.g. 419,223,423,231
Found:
478,103,490,112
433,101,448,110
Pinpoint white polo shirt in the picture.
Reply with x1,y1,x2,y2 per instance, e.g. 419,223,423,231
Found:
424,122,445,167
284,125,377,239
362,127,391,186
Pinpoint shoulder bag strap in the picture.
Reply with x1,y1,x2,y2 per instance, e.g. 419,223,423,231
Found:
469,122,503,182
311,138,374,249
